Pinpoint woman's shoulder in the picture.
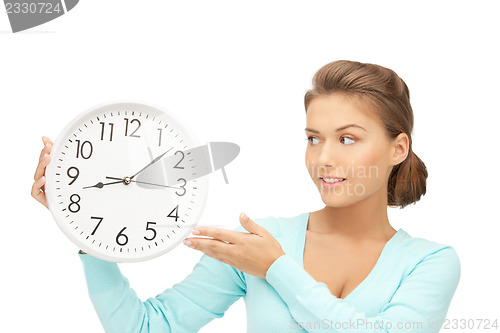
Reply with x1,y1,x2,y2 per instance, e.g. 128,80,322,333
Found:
395,229,461,278
398,229,459,256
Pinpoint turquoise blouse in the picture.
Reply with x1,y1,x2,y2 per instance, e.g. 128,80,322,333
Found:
78,212,461,332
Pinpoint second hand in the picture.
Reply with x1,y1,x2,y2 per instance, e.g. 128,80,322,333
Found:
105,177,182,190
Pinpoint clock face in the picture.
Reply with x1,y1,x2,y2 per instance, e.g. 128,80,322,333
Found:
45,102,209,262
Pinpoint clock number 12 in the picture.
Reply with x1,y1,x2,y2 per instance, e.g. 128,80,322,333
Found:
124,118,141,137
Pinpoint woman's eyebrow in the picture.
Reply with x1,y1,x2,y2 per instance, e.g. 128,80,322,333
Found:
305,124,366,134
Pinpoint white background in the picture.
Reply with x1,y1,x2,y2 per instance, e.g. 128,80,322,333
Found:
1,1,499,332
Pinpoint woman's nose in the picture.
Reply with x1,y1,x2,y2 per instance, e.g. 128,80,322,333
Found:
317,140,338,167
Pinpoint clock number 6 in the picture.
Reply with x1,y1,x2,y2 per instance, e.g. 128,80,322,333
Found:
116,227,129,246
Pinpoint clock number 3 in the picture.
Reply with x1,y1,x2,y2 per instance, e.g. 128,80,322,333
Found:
176,178,186,196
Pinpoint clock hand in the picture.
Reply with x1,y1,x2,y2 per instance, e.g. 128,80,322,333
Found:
129,147,174,180
82,180,123,189
105,176,182,190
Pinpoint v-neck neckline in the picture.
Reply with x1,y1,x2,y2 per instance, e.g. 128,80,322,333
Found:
297,211,404,302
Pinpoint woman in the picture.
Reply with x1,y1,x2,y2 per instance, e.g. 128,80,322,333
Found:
32,60,460,332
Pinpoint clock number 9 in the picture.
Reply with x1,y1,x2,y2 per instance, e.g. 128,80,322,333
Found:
67,166,79,185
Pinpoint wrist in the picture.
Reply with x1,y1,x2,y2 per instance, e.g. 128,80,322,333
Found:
268,252,285,270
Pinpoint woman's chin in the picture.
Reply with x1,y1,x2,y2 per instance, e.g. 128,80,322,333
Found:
316,183,361,207
318,189,348,206
321,197,351,208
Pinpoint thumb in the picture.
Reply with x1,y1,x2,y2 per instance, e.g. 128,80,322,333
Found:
239,212,264,235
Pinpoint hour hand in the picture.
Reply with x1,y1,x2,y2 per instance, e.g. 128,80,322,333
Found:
83,180,123,189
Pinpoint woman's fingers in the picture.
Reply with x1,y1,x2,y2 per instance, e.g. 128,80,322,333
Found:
33,136,53,210
39,136,53,161
42,136,53,146
31,175,48,209
34,151,51,182
184,237,235,265
35,137,53,181
190,227,244,244
185,237,229,243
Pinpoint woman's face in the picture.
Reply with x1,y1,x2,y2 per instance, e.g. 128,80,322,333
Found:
305,93,407,208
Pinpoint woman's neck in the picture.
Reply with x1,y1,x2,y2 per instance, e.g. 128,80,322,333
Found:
309,188,396,243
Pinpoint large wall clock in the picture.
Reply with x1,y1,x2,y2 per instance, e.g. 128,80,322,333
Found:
45,101,211,262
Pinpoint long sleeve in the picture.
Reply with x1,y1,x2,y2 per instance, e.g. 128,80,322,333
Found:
265,246,461,333
78,249,246,333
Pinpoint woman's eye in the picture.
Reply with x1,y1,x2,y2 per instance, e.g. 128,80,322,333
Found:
340,136,355,145
307,136,355,145
306,136,320,145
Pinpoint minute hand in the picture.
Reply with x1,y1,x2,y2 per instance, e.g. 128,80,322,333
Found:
129,147,174,180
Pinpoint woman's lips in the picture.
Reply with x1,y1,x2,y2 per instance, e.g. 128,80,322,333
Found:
321,178,346,189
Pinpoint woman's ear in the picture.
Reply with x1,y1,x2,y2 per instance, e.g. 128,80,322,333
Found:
390,132,410,166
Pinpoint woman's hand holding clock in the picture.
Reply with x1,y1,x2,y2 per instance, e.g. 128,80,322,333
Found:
32,136,53,209
184,213,286,279
32,136,88,254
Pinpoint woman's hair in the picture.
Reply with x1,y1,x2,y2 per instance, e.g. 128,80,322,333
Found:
304,60,427,209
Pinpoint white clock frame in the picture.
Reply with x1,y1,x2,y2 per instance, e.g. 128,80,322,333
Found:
45,101,209,262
